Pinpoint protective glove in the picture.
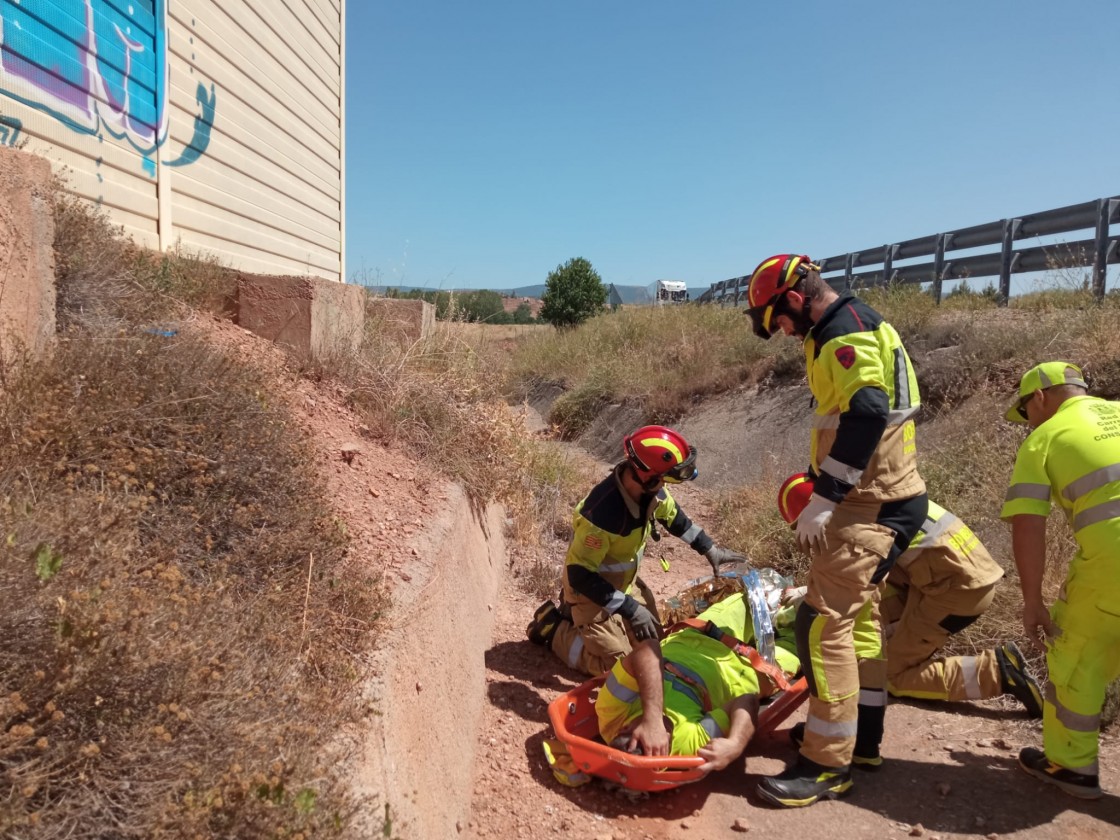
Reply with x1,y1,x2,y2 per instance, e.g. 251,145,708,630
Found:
704,545,747,577
627,600,658,640
795,493,837,553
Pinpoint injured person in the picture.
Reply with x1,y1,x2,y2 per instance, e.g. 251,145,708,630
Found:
594,591,801,773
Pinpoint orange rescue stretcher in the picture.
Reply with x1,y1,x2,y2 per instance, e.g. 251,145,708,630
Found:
547,671,809,792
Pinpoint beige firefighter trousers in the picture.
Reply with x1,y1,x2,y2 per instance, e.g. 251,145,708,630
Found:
882,582,1002,701
550,579,660,677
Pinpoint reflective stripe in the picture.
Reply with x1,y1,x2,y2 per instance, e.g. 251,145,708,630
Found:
566,635,584,669
1061,463,1120,503
604,591,626,614
893,348,911,409
858,689,888,707
821,456,864,486
811,406,919,429
960,656,982,700
1005,482,1051,502
604,671,639,704
1072,499,1120,533
700,716,724,739
1037,367,1087,390
681,524,702,543
664,672,703,710
600,561,636,573
911,512,961,550
1045,683,1101,732
804,713,858,739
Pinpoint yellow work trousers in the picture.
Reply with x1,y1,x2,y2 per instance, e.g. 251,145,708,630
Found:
550,579,659,677
1044,580,1120,775
883,582,1001,701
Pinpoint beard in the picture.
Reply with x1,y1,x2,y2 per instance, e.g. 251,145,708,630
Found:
776,295,814,338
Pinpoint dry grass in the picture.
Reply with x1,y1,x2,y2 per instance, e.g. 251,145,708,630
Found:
506,305,783,437
1,195,381,837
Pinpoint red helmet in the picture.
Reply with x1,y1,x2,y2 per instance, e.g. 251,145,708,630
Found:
623,425,697,484
777,472,814,525
746,254,818,339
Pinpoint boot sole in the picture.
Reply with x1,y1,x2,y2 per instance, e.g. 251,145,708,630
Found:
756,778,853,808
1018,759,1102,800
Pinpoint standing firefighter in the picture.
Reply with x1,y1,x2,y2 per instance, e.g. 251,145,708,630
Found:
527,425,746,676
1001,361,1120,800
779,475,1043,716
745,255,928,808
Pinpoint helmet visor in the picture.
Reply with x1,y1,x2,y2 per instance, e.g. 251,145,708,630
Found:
662,447,698,483
746,303,777,340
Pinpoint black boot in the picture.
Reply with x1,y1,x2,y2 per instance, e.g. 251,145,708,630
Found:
757,756,853,808
788,722,882,771
527,600,562,646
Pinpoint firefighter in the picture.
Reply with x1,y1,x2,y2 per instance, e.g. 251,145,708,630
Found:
1001,361,1120,800
745,255,928,808
779,474,1043,717
527,425,746,676
595,592,801,771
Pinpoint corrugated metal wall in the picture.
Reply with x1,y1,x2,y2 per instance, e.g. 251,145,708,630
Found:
0,0,345,282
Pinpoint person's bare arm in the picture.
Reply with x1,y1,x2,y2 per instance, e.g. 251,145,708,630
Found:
697,693,759,773
624,640,669,756
1010,513,1057,651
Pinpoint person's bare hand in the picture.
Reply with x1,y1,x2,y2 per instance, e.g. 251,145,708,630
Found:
1022,600,1057,652
697,737,742,773
627,717,669,757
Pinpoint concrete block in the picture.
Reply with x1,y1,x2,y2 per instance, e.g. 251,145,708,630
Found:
0,148,55,361
237,273,365,358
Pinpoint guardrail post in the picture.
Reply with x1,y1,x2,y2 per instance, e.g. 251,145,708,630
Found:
1093,198,1120,300
998,218,1022,305
844,253,854,291
932,233,949,304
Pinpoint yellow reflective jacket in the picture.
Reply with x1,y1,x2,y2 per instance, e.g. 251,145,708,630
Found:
804,293,925,504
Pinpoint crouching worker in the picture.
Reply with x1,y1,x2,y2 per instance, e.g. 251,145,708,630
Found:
779,474,1043,717
528,425,746,676
595,592,800,772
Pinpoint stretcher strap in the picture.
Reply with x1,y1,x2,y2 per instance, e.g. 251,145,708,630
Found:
668,618,792,693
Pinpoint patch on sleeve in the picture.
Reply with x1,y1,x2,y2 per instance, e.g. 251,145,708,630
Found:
835,346,855,369
584,534,603,550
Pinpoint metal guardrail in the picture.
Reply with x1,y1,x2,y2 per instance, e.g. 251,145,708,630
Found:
698,196,1120,305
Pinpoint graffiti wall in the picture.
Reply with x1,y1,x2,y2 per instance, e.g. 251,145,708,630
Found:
0,0,344,282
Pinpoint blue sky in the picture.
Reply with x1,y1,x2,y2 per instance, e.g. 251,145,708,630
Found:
344,1,1119,293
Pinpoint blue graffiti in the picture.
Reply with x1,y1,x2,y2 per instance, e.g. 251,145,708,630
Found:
0,0,215,171
166,82,215,168
0,113,21,146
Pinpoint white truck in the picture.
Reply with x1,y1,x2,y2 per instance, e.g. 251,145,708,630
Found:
655,279,689,304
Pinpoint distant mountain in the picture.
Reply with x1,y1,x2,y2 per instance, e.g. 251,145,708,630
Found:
350,281,548,298
351,281,666,303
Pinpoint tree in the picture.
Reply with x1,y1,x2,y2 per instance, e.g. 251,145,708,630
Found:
539,257,607,328
456,289,506,323
511,302,534,324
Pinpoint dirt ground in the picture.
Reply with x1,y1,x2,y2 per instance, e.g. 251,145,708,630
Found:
196,314,1119,838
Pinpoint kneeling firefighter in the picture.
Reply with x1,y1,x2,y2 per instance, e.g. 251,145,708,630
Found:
527,425,746,677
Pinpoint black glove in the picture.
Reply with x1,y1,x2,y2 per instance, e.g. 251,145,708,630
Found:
705,545,747,576
618,596,660,642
